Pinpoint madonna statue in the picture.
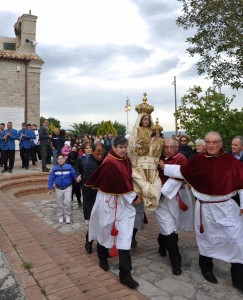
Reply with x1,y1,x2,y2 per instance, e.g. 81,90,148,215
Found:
128,93,163,209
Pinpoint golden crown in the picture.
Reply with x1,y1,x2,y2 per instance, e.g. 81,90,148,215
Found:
151,118,163,132
135,92,154,115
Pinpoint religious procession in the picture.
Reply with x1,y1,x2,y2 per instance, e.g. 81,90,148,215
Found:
1,93,243,295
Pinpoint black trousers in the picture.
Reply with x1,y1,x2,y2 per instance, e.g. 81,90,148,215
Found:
0,150,3,165
97,243,132,277
20,148,30,168
30,145,41,163
72,181,81,206
2,150,15,171
40,144,49,169
158,232,181,268
199,255,243,287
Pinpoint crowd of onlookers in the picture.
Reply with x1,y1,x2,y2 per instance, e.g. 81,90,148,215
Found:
1,120,242,174
0,120,114,173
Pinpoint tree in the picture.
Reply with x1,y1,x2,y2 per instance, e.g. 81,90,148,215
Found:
97,121,117,136
40,116,61,129
68,121,95,137
112,121,126,135
175,86,243,150
176,0,243,90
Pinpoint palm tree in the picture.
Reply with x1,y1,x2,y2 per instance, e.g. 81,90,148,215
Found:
68,121,94,137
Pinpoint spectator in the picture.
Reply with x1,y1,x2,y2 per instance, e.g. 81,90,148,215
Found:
30,124,41,165
51,128,60,166
48,154,81,224
61,141,72,160
229,135,243,161
178,135,193,159
82,142,105,253
39,119,51,172
58,129,66,154
189,138,206,159
0,123,5,167
104,133,113,155
1,122,18,173
66,151,82,207
228,135,243,206
17,122,33,170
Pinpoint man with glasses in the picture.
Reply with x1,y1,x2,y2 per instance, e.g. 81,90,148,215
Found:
159,131,243,292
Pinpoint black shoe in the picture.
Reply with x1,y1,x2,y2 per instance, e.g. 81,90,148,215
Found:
42,168,50,172
21,165,25,168
1,169,7,173
159,246,166,257
99,259,109,271
131,238,137,248
172,266,182,275
85,242,92,254
201,270,218,284
8,169,12,173
120,274,139,289
25,167,29,170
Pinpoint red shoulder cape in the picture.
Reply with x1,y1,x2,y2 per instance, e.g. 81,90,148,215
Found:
85,150,134,195
181,151,243,195
159,152,187,185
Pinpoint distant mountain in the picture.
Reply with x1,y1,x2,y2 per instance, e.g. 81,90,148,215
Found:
163,131,185,137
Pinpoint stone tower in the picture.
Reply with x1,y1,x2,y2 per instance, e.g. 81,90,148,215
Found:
0,11,44,129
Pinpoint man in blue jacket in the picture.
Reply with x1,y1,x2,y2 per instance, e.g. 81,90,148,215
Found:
18,122,34,170
48,154,81,224
0,123,5,167
1,122,18,173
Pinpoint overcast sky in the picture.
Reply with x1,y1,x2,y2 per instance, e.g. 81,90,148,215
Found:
1,0,242,132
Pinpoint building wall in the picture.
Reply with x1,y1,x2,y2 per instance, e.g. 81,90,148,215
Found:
0,13,43,129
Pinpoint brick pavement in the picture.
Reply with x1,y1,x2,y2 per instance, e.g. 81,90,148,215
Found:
0,159,242,300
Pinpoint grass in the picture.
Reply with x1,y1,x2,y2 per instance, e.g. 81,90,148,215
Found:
22,261,33,270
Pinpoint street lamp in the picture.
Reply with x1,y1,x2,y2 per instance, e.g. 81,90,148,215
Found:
172,76,178,136
124,97,131,134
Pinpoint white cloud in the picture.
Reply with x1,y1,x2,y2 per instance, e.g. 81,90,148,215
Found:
0,0,242,133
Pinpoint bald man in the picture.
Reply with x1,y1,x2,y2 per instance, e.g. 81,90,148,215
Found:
159,131,243,292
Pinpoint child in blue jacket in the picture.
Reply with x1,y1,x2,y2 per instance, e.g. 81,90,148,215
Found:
48,154,81,224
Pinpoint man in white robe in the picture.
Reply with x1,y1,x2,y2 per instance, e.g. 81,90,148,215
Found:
156,138,193,275
159,131,243,292
86,136,141,289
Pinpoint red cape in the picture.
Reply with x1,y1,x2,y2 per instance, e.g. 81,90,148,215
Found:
181,151,243,195
85,150,134,195
159,152,187,185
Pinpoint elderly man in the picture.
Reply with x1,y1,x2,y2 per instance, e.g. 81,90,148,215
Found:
86,136,141,289
229,135,243,161
228,136,243,207
157,138,193,275
159,131,243,292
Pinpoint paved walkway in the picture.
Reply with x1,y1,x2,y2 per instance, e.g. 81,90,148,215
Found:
0,158,242,300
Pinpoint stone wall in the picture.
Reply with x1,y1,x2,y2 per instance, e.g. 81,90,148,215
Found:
0,59,42,128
